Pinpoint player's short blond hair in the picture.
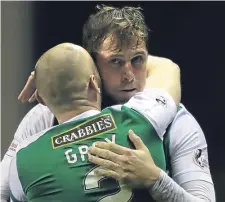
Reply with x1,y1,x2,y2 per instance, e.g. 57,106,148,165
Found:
35,43,101,113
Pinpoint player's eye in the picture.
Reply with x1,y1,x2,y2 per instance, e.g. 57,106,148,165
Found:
109,58,124,67
131,55,144,65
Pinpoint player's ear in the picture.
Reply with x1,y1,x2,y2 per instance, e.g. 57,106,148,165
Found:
35,90,46,106
89,75,101,94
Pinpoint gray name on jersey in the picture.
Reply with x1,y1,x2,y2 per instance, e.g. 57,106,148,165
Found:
52,114,116,149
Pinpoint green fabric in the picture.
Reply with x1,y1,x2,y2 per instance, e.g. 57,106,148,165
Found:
17,106,167,202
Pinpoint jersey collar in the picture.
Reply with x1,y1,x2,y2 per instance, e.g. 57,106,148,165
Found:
63,110,101,124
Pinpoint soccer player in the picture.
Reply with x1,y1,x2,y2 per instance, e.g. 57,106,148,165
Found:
9,43,177,202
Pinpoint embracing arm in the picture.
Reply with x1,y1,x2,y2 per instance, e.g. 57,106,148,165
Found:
149,108,215,202
88,125,215,202
88,108,215,202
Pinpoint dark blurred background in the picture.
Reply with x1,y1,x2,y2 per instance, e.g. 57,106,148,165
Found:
2,1,225,201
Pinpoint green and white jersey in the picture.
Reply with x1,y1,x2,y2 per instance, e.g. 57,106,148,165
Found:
9,89,177,202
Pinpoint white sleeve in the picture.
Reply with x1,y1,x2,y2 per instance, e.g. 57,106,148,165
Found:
12,104,55,141
0,155,12,202
124,88,177,138
9,157,27,202
0,104,54,202
149,106,215,202
170,107,213,185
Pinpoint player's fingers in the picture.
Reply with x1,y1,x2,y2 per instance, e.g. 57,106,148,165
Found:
88,146,122,163
28,91,37,103
88,153,120,171
18,72,36,102
18,75,33,98
94,142,127,155
94,167,120,180
128,130,148,151
18,83,34,102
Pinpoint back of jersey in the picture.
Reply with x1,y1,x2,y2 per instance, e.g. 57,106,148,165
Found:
17,106,166,202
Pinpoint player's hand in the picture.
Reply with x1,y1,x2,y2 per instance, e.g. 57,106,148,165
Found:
88,130,161,189
18,71,37,103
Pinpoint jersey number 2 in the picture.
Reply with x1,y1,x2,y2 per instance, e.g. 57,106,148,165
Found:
84,166,133,202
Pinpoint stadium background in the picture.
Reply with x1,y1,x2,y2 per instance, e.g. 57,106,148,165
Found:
2,1,225,201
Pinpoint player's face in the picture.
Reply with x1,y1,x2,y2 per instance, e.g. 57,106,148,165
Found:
95,36,148,104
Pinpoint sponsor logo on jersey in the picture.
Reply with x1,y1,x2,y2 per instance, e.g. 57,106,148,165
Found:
193,149,209,168
52,114,116,149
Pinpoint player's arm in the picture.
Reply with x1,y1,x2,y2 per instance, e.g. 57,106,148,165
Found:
0,104,54,202
146,55,181,106
88,91,214,200
149,109,215,202
89,88,178,188
9,157,27,202
88,115,215,202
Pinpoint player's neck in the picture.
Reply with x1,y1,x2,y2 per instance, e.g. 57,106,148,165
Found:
56,105,100,124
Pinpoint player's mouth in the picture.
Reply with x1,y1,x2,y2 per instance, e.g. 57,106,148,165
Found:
120,88,136,92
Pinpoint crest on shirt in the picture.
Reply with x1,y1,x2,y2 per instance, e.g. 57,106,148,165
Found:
6,139,20,157
51,114,117,149
8,139,19,152
193,149,209,168
155,96,167,107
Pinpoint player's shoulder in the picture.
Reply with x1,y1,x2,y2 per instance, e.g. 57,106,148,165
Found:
18,103,54,125
146,55,177,75
168,104,207,153
147,55,174,65
17,126,55,153
14,104,55,140
171,104,203,131
25,103,53,119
